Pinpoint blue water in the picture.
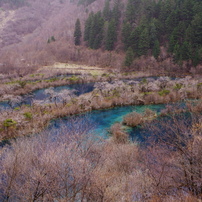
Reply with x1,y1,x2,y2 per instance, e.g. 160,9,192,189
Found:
0,81,95,109
45,104,166,140
0,101,10,110
24,82,95,105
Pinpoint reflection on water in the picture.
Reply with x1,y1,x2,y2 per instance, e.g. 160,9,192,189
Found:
44,104,166,140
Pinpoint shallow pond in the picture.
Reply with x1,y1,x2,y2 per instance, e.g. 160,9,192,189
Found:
45,104,166,141
0,82,95,108
0,101,10,110
25,82,95,104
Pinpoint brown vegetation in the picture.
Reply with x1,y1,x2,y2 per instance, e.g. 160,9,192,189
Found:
0,76,202,141
142,112,202,199
1,110,202,201
123,109,156,127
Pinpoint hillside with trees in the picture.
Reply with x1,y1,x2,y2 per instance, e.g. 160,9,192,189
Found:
0,0,201,74
82,0,202,67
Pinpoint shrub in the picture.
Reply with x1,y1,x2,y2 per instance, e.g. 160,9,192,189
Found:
158,89,170,96
45,78,59,82
141,78,147,84
3,119,17,127
143,109,157,121
173,83,183,90
23,112,33,120
18,80,27,88
110,123,128,144
123,112,143,127
101,73,110,77
68,76,79,82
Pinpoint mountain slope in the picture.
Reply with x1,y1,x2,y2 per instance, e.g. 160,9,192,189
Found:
0,0,201,74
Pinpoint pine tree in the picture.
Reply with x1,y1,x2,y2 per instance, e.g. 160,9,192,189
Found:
112,0,121,26
138,26,150,56
129,26,141,55
103,0,111,21
181,41,191,61
168,32,177,53
105,19,117,51
89,12,104,49
125,0,140,24
122,22,132,50
74,19,82,46
152,39,160,59
173,43,181,62
165,10,179,35
149,20,158,48
84,12,94,42
191,13,202,47
124,47,134,67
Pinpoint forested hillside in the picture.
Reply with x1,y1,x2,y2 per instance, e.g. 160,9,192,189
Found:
0,0,201,73
82,0,202,66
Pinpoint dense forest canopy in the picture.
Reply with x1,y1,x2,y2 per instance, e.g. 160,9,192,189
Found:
80,0,202,66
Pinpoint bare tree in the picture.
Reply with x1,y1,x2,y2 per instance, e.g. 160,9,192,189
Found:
143,112,202,199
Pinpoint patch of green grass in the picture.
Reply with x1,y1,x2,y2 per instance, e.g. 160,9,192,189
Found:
68,76,79,81
23,112,33,120
18,80,27,88
5,81,18,85
27,80,41,85
102,73,110,77
158,89,170,96
123,72,129,76
45,78,59,82
143,92,152,95
197,83,202,88
141,78,147,84
30,73,44,77
174,83,183,90
3,119,17,127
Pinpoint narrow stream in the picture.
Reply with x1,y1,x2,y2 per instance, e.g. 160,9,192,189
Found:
0,76,178,109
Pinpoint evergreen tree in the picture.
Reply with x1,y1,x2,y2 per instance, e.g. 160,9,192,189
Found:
105,19,117,51
74,19,82,46
125,0,140,24
191,13,202,47
173,43,181,62
152,39,160,59
124,47,134,67
180,0,194,25
89,12,104,49
84,12,94,42
138,26,150,56
122,22,132,50
112,0,121,26
149,20,158,48
168,34,176,53
165,10,180,35
159,0,174,35
181,41,191,61
103,0,111,21
129,26,141,55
